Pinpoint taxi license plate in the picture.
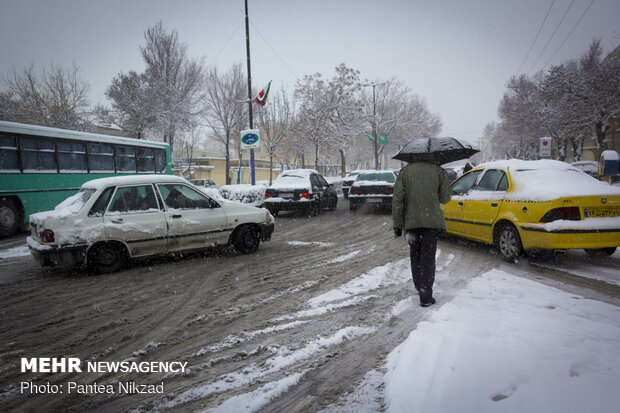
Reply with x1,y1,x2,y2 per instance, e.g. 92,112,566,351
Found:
584,207,620,218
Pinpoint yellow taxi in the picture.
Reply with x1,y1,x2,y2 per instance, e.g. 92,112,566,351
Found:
442,159,620,261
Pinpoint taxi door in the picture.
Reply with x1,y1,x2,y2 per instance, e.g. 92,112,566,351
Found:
443,170,483,236
460,170,508,242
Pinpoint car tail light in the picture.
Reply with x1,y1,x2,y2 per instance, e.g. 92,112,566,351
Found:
300,192,310,199
539,207,581,223
264,192,272,199
39,229,55,243
350,189,363,195
384,188,394,195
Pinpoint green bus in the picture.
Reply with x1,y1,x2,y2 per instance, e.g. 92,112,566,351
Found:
0,121,172,236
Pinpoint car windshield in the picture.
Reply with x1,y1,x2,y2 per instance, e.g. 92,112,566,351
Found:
273,175,307,187
54,188,96,214
356,172,395,183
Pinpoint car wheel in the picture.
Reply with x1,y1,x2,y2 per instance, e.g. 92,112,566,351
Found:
585,247,616,257
329,197,338,211
308,201,321,217
349,202,357,212
88,242,126,274
496,224,522,263
233,225,260,254
0,199,22,237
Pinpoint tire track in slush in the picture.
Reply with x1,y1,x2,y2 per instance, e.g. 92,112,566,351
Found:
1,202,491,412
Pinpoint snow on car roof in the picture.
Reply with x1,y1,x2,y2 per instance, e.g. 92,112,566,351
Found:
277,169,319,178
81,174,187,190
477,159,620,200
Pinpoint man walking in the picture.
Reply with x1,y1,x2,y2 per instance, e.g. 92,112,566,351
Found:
392,162,452,307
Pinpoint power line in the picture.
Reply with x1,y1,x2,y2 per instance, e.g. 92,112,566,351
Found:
206,21,244,68
249,19,300,82
528,0,575,74
517,0,556,74
543,0,596,68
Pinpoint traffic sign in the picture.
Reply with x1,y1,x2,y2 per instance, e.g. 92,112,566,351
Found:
241,129,260,150
539,137,552,158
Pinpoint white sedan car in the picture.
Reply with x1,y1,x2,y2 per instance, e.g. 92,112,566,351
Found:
27,175,275,273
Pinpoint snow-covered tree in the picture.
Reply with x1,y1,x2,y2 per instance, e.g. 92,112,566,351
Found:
101,71,153,139
254,86,293,184
494,39,620,161
579,39,620,152
101,22,204,150
140,22,204,151
203,64,247,185
294,72,334,170
361,78,441,168
1,63,90,129
497,74,544,159
325,64,365,176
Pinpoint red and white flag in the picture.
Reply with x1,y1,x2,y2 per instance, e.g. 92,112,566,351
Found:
254,81,272,106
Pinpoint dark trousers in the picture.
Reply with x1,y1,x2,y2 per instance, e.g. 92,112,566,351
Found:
407,228,438,302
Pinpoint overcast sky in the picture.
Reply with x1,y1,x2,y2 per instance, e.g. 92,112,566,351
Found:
1,0,619,143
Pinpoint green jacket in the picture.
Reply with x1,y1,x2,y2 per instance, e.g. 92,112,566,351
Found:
392,162,452,230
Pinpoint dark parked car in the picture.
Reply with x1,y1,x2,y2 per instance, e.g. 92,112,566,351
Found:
342,170,372,199
264,169,338,216
348,170,397,211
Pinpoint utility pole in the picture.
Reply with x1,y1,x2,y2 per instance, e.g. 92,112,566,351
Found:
244,0,256,184
363,82,386,170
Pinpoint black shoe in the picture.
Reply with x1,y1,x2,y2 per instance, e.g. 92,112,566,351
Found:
420,297,436,307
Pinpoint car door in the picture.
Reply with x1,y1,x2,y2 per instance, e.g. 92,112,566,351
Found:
315,174,336,207
461,170,508,242
157,183,229,253
310,174,325,206
103,184,168,257
443,170,483,236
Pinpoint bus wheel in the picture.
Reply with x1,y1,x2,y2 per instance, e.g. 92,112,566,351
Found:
88,243,126,274
0,199,22,237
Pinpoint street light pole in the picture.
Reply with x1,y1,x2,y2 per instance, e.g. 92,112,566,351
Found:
363,82,386,170
244,0,256,185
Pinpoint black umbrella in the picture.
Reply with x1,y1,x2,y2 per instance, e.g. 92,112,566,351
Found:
392,137,480,165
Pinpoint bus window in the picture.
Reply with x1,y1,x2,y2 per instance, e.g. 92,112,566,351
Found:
155,149,166,173
137,148,155,172
58,141,87,172
87,143,114,172
0,134,19,171
115,146,136,172
21,137,56,171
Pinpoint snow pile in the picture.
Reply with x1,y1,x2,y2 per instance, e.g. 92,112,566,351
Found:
0,245,31,259
219,184,266,207
384,269,620,413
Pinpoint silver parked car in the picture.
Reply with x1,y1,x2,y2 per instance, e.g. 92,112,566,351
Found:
190,178,220,189
27,175,274,273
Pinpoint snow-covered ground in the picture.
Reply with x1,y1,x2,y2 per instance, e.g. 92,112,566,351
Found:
2,241,620,412
161,248,617,412
384,269,620,413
